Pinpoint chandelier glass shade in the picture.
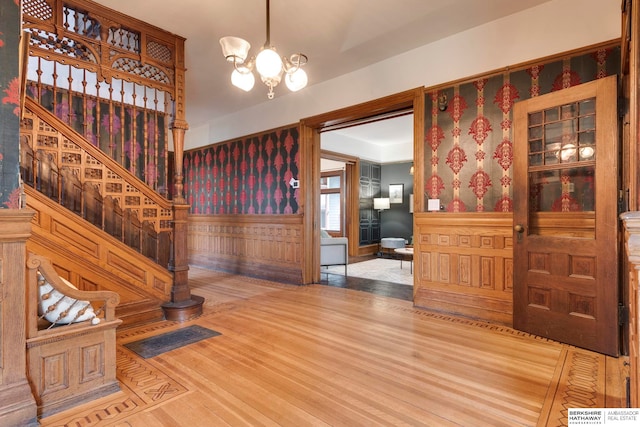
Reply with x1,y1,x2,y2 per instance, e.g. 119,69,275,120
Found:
219,0,308,99
231,69,255,92
255,47,283,78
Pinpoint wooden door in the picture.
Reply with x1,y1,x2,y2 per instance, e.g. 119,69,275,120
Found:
513,75,619,356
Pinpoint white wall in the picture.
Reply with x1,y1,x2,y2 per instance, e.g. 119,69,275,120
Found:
185,0,620,150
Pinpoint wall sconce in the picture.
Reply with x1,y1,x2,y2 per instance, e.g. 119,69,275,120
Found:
409,164,414,175
438,93,448,111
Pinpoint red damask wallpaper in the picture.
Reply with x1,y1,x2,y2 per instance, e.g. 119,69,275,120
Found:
184,126,300,214
0,0,21,209
424,46,620,212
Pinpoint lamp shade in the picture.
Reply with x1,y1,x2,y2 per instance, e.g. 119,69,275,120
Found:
220,36,251,62
373,198,390,210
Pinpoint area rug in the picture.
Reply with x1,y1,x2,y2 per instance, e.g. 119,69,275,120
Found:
323,257,413,286
124,325,221,358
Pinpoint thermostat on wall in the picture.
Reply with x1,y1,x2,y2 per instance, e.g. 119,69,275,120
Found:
427,199,440,211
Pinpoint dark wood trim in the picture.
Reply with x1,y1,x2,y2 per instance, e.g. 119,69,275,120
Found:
301,89,420,129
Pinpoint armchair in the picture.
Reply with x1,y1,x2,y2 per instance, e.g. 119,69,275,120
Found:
320,236,348,275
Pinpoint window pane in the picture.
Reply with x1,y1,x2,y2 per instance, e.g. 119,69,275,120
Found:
320,193,341,231
528,98,596,167
321,175,341,189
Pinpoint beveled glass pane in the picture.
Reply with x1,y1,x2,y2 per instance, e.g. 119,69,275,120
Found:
558,143,577,163
529,111,543,126
544,107,559,122
579,144,596,161
544,150,559,165
579,115,595,131
529,125,542,139
529,139,542,153
561,104,575,117
545,141,561,152
579,98,595,115
529,153,543,166
529,166,595,212
578,130,595,145
544,122,563,141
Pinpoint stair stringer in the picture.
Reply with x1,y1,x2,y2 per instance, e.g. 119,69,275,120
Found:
25,186,172,328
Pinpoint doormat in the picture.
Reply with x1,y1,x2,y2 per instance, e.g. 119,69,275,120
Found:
124,325,221,358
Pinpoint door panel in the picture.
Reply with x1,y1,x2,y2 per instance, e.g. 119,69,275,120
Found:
513,75,619,356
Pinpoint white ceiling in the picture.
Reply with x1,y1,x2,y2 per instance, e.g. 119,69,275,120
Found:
93,0,553,131
322,114,414,163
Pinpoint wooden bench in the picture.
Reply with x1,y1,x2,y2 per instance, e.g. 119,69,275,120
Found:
25,253,122,418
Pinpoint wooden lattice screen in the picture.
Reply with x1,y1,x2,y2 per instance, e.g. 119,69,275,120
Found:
21,0,186,194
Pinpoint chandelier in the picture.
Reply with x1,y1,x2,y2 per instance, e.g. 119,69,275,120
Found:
219,0,308,99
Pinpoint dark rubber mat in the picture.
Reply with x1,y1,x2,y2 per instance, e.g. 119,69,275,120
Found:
124,325,221,358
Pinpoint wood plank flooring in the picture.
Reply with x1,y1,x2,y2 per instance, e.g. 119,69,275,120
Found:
39,267,627,427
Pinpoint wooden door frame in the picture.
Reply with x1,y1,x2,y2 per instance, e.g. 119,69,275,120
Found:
320,150,359,253
300,88,424,284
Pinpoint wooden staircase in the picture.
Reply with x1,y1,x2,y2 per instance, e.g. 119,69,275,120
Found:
21,97,175,328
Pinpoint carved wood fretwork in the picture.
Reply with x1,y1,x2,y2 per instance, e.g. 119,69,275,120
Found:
22,0,178,93
21,97,173,234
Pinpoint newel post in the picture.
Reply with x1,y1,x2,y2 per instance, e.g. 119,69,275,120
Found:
0,210,38,426
162,118,204,321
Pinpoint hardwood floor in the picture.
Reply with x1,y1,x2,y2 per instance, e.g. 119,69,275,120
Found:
39,267,627,427
319,254,413,301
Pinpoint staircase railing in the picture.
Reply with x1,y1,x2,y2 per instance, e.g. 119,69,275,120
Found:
21,97,172,266
21,0,201,320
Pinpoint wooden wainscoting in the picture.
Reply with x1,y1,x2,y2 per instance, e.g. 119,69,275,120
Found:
414,212,514,326
188,215,304,284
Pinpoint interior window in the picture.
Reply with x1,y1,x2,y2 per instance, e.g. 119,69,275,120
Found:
320,172,343,233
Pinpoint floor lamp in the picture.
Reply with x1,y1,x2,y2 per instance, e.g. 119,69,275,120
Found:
373,197,390,256
373,197,390,218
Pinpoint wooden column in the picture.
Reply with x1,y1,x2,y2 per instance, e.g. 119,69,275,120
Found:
622,211,640,407
0,210,37,426
162,120,203,321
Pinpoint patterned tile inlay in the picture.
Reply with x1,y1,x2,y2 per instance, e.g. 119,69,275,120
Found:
40,346,189,426
542,348,605,427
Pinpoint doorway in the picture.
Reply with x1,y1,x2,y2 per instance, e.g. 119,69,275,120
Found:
513,75,619,356
299,88,424,285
